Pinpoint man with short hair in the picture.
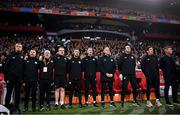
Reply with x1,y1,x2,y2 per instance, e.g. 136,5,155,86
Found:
53,47,68,109
4,43,24,114
68,49,83,108
23,49,39,112
117,45,140,109
82,47,98,107
160,46,180,106
141,46,162,107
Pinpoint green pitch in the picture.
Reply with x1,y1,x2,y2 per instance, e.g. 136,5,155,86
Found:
20,97,180,114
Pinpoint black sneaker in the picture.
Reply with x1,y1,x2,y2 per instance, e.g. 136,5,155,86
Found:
166,102,174,107
79,104,83,108
85,102,88,107
46,105,51,111
173,101,180,105
54,104,59,109
13,109,20,114
93,103,98,107
69,104,73,109
61,104,66,109
23,108,28,112
110,102,116,108
132,101,140,107
101,102,105,108
32,108,36,112
121,102,124,108
40,106,45,111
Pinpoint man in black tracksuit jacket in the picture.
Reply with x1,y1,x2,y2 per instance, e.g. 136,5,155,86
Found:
82,47,98,107
117,45,139,108
23,49,39,112
68,49,83,108
141,46,162,107
98,47,116,108
53,47,68,109
159,46,180,106
39,50,54,111
4,43,24,114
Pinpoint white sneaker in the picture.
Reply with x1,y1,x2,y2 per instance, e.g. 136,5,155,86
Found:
156,100,162,107
146,101,153,107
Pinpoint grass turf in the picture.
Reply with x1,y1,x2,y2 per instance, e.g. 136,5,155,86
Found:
20,97,180,114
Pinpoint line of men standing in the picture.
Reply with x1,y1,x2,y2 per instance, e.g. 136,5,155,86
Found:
1,42,180,114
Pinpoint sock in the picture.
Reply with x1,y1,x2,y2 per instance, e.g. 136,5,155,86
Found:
156,99,159,102
60,101,64,105
55,102,59,105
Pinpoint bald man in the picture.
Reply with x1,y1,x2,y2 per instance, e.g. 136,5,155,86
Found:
98,47,116,108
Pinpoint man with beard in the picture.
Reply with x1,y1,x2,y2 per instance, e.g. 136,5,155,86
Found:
117,45,140,109
23,49,39,112
141,46,162,107
39,50,54,111
53,47,68,109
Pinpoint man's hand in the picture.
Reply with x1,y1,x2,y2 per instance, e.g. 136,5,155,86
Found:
109,74,113,77
106,73,113,77
106,73,110,77
175,61,180,66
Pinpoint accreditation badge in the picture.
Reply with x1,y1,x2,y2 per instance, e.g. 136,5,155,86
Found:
43,67,48,72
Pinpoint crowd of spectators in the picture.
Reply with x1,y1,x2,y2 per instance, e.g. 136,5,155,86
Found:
0,22,43,28
1,0,179,20
0,34,180,66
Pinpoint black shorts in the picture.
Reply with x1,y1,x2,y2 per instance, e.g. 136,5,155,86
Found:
54,75,66,88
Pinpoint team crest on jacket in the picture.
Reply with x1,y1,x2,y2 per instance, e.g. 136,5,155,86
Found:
124,57,127,59
79,61,81,64
57,57,60,59
21,56,24,59
51,60,53,63
104,59,106,61
131,56,134,59
35,61,38,64
64,58,67,60
93,58,95,61
72,61,74,63
12,57,15,59
147,58,150,61
27,60,29,63
111,59,113,62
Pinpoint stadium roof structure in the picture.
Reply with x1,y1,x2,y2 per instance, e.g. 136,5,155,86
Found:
57,29,131,40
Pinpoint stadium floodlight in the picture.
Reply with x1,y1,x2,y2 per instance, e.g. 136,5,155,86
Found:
84,36,90,39
95,37,101,39
61,38,66,42
38,36,43,40
90,38,94,41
